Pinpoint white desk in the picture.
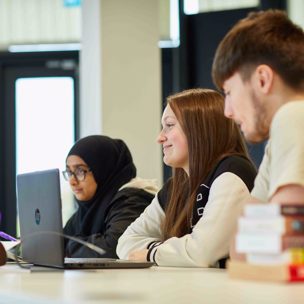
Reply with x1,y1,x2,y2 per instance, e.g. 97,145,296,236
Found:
0,263,303,303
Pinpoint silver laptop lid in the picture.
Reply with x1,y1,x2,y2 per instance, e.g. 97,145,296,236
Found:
16,168,65,268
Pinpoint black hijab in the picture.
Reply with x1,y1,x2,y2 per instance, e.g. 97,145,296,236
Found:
65,135,136,236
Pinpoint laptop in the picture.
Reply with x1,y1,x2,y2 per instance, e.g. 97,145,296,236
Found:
16,168,154,269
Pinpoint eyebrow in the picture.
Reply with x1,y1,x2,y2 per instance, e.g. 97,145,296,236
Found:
66,164,89,169
162,115,176,122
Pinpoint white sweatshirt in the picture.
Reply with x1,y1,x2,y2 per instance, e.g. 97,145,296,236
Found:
117,172,252,267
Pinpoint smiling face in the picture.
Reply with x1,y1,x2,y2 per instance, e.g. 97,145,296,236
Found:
157,105,189,174
66,155,98,201
223,71,270,143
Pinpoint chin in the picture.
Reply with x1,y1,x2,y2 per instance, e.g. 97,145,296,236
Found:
164,158,177,167
75,194,85,201
163,156,171,166
164,161,172,168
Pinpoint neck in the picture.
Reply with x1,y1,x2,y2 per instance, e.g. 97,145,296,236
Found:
183,166,189,176
267,78,304,122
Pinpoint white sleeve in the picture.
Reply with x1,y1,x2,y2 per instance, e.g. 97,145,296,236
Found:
116,195,165,259
152,172,250,267
268,102,304,199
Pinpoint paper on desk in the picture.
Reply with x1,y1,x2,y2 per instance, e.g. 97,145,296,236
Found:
1,241,20,261
1,241,20,251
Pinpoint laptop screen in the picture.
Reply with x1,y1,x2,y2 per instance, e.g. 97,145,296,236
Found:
17,168,65,268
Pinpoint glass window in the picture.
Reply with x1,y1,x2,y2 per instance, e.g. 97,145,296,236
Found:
15,76,75,224
184,0,259,14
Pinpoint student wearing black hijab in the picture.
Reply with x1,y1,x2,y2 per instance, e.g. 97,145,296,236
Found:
62,135,158,258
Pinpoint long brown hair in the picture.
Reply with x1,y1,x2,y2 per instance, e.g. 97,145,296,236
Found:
162,88,250,240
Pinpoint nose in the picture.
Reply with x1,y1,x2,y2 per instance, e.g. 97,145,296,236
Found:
69,174,78,186
157,129,166,144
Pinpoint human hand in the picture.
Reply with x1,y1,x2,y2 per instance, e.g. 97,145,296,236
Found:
128,249,148,261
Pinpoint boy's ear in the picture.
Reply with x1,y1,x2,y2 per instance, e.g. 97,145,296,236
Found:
254,64,274,94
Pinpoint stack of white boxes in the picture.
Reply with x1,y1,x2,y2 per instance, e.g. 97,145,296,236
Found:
228,204,304,282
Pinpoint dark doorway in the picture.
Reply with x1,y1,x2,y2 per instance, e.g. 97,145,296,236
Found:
0,51,79,237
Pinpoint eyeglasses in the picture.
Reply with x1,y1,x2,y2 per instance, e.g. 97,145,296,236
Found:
62,167,92,182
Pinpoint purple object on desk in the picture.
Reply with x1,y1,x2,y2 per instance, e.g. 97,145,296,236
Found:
0,231,17,241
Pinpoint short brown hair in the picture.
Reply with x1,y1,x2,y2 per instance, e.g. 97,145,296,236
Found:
212,10,304,91
162,88,250,239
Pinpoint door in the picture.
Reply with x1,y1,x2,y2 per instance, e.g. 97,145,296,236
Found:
0,51,79,236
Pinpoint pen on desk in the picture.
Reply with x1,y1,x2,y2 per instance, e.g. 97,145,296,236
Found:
0,231,18,241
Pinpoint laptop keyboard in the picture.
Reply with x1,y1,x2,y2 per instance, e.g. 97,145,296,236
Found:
64,257,118,264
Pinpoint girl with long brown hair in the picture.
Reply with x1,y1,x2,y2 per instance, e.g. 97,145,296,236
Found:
117,89,256,267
